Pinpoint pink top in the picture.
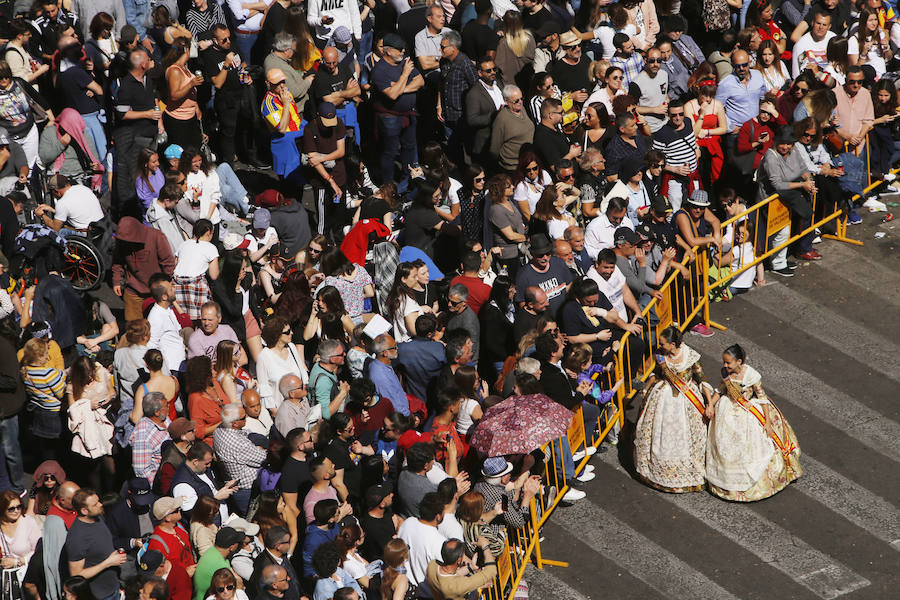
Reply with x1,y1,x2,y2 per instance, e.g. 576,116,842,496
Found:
302,486,338,524
1,515,42,562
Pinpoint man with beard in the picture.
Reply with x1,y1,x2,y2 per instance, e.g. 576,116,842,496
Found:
514,234,573,316
631,47,669,134
65,489,128,600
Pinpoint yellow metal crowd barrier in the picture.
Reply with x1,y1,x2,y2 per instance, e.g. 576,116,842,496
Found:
478,161,891,600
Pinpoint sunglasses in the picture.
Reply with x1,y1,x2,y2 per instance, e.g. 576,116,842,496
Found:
44,474,56,481
481,67,496,73
800,131,815,138
559,173,575,180
610,75,624,80
651,162,665,168
646,58,662,64
669,112,685,117
215,585,236,593
847,79,864,85
282,328,292,335
474,176,485,182
733,62,749,68
525,165,539,172
6,505,22,512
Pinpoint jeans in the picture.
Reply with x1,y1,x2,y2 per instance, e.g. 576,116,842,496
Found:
234,32,258,66
0,415,23,492
359,30,373,85
216,163,250,214
581,401,603,446
551,436,575,486
376,113,418,185
232,488,252,514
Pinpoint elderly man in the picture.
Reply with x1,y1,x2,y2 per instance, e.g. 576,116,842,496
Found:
263,33,315,112
308,339,351,421
262,67,305,181
473,457,543,530
368,334,411,415
427,538,497,600
758,127,819,273
551,32,591,98
438,30,476,165
564,226,592,274
257,564,291,600
130,392,171,483
213,404,267,513
717,49,767,141
187,302,243,361
513,234,574,316
370,33,425,186
275,375,313,437
414,5,449,74
312,46,363,143
652,99,700,210
611,228,664,308
489,85,534,173
241,389,273,437
834,65,873,155
585,197,635,259
554,238,584,277
446,284,480,364
465,57,504,162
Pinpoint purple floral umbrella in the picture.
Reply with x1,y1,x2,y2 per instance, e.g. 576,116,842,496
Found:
469,393,575,456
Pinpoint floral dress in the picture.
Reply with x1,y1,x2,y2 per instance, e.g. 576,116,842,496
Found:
634,345,709,492
706,365,802,501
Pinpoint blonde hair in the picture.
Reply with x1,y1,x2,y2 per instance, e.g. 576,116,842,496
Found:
502,11,531,57
20,338,49,377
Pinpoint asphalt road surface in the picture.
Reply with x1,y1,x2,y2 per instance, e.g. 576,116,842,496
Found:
524,214,900,600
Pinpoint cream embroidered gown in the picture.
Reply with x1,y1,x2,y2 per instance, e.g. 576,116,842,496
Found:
633,345,709,493
706,365,802,501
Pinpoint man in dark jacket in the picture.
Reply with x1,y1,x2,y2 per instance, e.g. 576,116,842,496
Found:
105,478,157,579
464,57,503,162
247,526,301,600
32,269,85,350
169,441,236,524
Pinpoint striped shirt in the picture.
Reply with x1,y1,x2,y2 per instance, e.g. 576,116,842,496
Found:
185,3,227,39
23,366,66,411
652,119,699,172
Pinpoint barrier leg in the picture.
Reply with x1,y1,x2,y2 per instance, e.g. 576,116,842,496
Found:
822,212,865,246
530,501,568,569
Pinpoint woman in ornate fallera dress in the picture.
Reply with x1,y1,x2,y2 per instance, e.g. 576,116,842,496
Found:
705,344,802,501
634,326,711,493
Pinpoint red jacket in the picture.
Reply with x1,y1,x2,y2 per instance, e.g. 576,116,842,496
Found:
112,217,176,296
341,219,391,266
736,116,786,170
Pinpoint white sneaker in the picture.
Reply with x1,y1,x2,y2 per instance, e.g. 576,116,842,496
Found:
576,471,596,482
812,235,822,244
572,446,598,462
884,172,897,182
562,488,586,502
582,464,595,473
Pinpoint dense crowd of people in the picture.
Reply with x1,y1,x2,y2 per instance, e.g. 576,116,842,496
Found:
0,0,887,597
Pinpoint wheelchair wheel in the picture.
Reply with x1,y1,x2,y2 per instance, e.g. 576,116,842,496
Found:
62,235,104,292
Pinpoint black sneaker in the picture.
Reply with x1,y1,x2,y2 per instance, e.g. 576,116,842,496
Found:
773,267,795,277
787,260,799,270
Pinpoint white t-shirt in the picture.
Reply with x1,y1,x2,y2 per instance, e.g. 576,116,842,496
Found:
438,512,465,541
174,239,219,277
436,178,462,218
791,31,836,78
173,472,229,522
147,303,186,371
730,241,756,290
455,397,480,435
397,517,447,595
244,227,279,253
54,184,103,229
514,170,553,214
586,264,627,317
393,295,422,344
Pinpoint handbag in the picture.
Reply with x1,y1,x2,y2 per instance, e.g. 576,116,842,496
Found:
1,532,24,600
730,120,758,175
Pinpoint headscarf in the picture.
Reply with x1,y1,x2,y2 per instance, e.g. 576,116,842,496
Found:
53,108,104,191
